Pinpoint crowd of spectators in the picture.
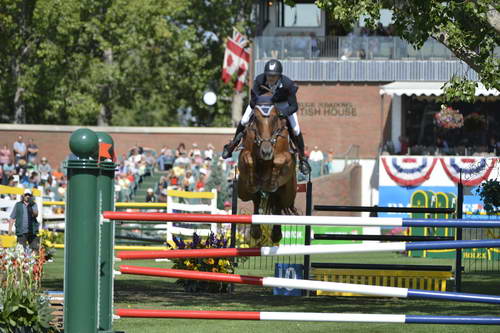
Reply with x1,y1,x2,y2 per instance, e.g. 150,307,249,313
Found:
1,136,339,209
135,142,236,204
0,136,66,204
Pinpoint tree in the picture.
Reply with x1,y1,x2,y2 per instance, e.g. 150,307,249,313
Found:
312,0,500,101
205,158,230,210
0,0,254,126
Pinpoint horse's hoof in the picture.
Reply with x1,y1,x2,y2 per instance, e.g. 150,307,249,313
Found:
271,225,282,244
250,225,262,240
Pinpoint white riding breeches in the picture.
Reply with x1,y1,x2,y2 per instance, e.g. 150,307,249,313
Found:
240,105,301,136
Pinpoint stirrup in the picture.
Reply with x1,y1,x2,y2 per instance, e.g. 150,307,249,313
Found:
222,142,235,159
299,158,311,175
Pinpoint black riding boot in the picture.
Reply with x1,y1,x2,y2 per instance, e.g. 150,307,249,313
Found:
222,123,245,159
291,132,311,175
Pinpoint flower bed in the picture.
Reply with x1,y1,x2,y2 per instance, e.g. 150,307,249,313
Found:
0,246,56,332
171,233,235,293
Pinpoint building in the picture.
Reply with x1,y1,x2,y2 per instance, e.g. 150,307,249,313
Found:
252,0,500,211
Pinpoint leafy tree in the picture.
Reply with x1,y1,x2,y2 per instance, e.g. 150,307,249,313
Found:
0,0,253,126
310,0,500,101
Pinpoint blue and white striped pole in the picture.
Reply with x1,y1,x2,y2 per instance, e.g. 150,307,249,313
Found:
121,265,500,304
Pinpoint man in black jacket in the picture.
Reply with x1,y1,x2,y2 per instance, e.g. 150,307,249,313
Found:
222,59,311,175
8,189,39,251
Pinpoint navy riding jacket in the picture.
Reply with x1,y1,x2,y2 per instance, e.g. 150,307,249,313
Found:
250,74,299,117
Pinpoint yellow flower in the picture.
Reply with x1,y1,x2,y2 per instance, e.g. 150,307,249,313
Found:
207,258,214,265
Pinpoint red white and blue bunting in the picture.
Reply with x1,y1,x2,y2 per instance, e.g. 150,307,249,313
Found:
381,156,498,187
381,157,438,186
439,157,497,186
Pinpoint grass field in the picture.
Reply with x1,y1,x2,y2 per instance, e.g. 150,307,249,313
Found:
42,249,500,333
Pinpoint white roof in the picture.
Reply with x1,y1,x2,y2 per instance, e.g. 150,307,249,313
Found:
379,81,500,96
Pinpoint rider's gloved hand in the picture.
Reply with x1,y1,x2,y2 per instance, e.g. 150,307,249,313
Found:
276,105,289,118
278,110,288,118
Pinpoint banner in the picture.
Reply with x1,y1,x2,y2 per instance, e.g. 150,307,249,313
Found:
440,157,497,186
380,156,499,187
381,156,438,186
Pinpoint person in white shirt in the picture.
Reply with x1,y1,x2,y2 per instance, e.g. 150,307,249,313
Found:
309,146,324,162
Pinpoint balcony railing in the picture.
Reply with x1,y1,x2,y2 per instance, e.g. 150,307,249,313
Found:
255,36,500,61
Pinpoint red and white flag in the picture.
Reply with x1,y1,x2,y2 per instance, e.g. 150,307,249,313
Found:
222,30,250,92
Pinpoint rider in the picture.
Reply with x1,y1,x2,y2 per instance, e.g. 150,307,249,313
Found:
222,59,311,175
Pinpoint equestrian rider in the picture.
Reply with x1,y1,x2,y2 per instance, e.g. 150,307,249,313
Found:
222,59,311,175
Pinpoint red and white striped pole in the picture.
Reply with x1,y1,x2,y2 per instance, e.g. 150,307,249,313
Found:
114,309,500,325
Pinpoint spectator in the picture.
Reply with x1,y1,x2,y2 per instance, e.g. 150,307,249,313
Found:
204,143,215,161
8,189,39,252
128,147,142,164
189,143,202,158
176,143,187,158
309,146,324,163
2,159,15,185
309,146,324,178
487,136,499,155
326,150,335,174
38,157,52,185
145,188,156,202
0,144,11,165
26,138,39,163
13,135,27,163
310,32,320,58
195,174,206,192
304,145,310,159
158,147,175,171
144,151,155,174
182,170,195,191
435,136,449,154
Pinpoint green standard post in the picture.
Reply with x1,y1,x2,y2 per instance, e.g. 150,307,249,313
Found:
65,128,100,333
96,132,116,332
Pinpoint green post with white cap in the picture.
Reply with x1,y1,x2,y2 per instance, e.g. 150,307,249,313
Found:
65,128,100,333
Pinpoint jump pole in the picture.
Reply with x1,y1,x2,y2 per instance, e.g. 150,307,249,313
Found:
118,265,500,304
114,309,500,325
102,211,500,228
116,239,500,260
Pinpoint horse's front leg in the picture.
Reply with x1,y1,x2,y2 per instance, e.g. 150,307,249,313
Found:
241,151,258,193
270,153,288,192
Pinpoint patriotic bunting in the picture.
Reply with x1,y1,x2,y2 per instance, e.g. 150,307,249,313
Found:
439,157,497,186
381,157,438,186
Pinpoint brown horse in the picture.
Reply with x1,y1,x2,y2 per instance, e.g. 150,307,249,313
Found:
237,95,298,244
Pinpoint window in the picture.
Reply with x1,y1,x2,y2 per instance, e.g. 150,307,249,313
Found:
278,2,321,27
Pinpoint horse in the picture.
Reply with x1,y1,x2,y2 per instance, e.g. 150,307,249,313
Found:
237,94,298,245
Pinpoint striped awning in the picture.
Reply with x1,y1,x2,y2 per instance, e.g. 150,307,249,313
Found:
380,81,500,96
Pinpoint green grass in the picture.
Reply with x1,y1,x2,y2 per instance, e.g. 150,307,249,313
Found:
42,249,500,333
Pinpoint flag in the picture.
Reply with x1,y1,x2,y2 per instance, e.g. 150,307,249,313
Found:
222,30,250,92
98,142,113,161
232,28,248,47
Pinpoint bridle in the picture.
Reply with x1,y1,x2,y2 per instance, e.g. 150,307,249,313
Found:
250,104,287,149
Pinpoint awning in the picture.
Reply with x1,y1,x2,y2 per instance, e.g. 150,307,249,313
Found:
379,81,500,96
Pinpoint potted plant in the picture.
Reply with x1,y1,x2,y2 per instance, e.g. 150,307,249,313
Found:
463,112,487,132
434,105,464,129
475,179,500,213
